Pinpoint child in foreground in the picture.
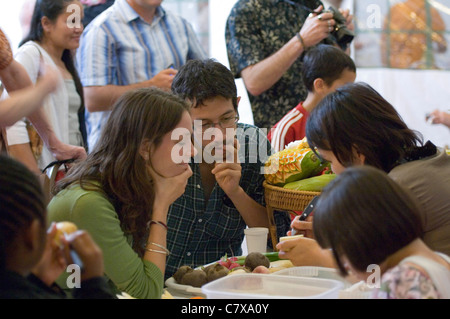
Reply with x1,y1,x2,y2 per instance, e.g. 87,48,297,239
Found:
313,166,450,299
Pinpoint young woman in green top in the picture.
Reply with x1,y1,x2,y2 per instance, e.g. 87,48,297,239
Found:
47,88,195,299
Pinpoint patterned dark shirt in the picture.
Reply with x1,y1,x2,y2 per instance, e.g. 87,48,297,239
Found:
165,123,274,279
226,0,322,129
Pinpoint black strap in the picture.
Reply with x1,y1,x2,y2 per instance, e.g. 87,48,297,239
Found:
41,158,75,173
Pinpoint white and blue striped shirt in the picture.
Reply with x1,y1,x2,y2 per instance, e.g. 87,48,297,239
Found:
77,0,207,150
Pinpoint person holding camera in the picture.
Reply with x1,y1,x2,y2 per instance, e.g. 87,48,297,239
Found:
225,0,354,129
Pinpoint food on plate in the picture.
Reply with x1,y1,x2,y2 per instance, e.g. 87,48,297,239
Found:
268,260,294,273
180,269,208,288
54,221,78,245
283,173,336,192
228,267,251,276
244,252,271,271
217,255,240,270
171,252,292,288
264,138,330,186
252,265,270,274
173,265,193,283
204,263,229,282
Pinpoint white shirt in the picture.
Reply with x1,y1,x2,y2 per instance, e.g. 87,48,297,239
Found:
6,42,73,169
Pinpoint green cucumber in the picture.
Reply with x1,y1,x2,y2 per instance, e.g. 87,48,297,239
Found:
283,174,337,192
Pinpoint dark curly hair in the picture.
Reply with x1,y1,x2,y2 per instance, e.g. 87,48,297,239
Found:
171,58,238,111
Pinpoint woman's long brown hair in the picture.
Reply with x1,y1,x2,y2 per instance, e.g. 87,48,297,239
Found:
55,88,189,256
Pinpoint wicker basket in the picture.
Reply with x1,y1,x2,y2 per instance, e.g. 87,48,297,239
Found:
263,181,320,249
264,181,320,211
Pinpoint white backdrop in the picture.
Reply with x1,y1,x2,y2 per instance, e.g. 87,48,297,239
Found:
209,0,450,148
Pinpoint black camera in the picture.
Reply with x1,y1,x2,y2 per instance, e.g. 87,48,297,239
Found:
321,6,354,51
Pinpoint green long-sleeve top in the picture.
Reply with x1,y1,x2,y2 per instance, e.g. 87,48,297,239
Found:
47,184,164,299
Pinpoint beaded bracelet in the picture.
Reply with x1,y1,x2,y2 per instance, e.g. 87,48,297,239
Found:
148,220,168,231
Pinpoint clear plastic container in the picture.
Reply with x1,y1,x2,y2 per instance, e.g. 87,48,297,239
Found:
201,273,344,299
275,266,353,288
275,267,374,299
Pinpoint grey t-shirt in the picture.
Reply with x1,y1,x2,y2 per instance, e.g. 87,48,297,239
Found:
65,79,82,147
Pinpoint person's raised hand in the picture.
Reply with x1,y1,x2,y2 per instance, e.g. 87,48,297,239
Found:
212,137,242,198
299,5,335,48
148,163,193,211
31,222,67,286
147,68,178,91
63,230,104,281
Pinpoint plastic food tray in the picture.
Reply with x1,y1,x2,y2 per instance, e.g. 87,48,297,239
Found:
276,266,374,299
275,266,352,288
201,273,344,299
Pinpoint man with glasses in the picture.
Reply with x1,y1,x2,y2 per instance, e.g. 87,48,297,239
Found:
164,59,286,280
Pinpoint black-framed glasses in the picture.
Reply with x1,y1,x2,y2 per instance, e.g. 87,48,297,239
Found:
198,114,240,131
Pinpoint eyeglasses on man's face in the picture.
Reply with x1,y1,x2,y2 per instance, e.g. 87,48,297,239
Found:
197,114,239,131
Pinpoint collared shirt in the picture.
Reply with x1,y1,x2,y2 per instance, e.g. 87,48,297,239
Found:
77,0,207,150
165,123,272,280
226,0,320,129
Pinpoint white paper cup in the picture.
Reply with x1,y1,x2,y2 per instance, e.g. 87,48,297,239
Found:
244,227,269,253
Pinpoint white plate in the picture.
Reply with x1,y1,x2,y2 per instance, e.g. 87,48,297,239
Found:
164,258,292,298
164,276,206,299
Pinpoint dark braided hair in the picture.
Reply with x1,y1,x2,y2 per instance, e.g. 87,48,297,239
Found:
0,155,46,273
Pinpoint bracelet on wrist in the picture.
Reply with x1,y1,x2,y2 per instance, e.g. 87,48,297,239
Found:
145,248,169,256
146,242,170,255
296,32,307,50
147,220,168,231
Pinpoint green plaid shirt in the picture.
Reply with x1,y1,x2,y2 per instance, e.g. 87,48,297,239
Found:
165,123,272,279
